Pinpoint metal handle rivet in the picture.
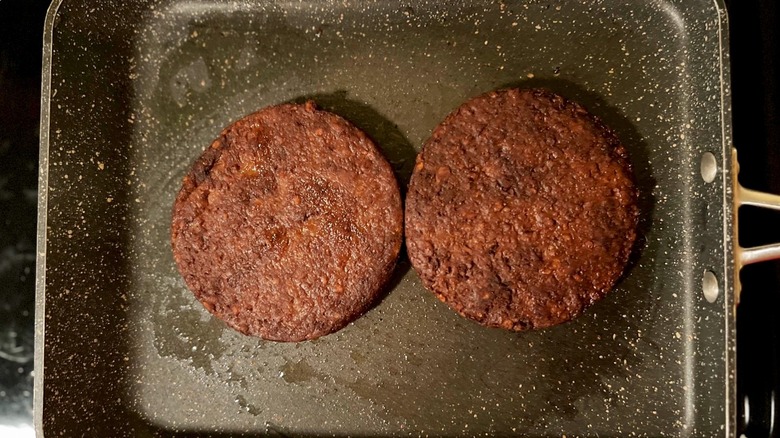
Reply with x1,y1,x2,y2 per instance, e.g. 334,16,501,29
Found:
702,270,719,303
700,152,718,183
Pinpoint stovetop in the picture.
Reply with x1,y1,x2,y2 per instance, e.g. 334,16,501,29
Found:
0,0,777,436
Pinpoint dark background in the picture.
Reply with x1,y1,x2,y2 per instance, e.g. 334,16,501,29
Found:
0,0,50,436
0,0,777,436
729,0,780,436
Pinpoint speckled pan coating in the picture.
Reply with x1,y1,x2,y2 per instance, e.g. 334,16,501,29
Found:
406,88,639,330
171,102,403,341
38,0,735,435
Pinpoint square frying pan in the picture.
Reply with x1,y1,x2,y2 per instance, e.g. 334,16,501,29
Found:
35,0,780,436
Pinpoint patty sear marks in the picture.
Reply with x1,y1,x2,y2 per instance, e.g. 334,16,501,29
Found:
172,101,403,342
405,88,639,330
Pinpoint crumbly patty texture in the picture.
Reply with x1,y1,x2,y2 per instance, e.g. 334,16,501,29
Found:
405,88,639,330
172,102,403,341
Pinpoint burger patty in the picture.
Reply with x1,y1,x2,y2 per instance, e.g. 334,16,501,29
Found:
405,88,639,330
172,101,403,342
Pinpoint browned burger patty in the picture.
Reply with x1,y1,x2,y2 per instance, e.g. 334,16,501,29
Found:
405,88,639,330
172,102,403,342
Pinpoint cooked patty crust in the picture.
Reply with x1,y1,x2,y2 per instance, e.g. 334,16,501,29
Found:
405,88,639,330
172,102,403,341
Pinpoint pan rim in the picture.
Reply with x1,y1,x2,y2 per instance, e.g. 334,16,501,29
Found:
712,0,737,435
34,0,66,436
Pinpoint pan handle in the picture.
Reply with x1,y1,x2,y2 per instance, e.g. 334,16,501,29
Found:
736,187,780,264
731,148,780,302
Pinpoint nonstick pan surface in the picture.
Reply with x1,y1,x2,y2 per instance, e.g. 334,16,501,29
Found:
36,0,735,436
